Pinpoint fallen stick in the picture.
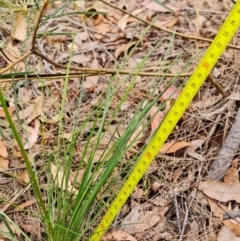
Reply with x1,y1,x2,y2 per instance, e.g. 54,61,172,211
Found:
208,107,240,180
223,210,240,221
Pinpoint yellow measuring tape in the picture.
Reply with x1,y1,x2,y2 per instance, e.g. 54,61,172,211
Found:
90,2,240,240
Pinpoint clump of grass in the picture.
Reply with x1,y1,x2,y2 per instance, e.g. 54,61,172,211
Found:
0,1,199,240
0,0,28,12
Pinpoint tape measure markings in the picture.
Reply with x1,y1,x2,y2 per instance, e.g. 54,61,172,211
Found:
90,2,240,241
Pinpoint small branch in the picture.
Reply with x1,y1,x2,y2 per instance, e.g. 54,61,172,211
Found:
207,74,228,98
0,71,191,82
204,114,223,149
32,49,83,71
0,71,190,102
32,49,192,77
99,0,240,50
208,107,240,180
223,210,240,220
178,159,204,241
179,202,190,241
29,51,229,98
0,52,31,75
31,0,49,50
174,195,181,233
2,50,226,100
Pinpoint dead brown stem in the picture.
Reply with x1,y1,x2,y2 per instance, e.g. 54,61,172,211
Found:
207,74,228,98
0,52,31,75
32,49,191,77
31,0,49,50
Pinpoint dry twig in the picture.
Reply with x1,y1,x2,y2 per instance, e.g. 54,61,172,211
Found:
174,194,181,233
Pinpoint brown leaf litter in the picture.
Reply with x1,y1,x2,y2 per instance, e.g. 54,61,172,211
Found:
0,0,239,240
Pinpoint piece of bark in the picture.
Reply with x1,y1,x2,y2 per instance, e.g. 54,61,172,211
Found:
223,209,240,220
208,107,240,180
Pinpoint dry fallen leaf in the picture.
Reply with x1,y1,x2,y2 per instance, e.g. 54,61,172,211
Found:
132,187,144,199
121,205,161,234
127,125,143,152
17,87,33,104
83,76,98,91
118,8,144,31
0,221,20,240
185,220,200,241
224,159,239,184
220,206,240,236
83,59,99,90
46,35,67,44
14,199,36,212
51,163,78,195
69,170,85,185
41,113,61,124
12,146,23,158
228,92,240,101
217,226,240,241
0,107,14,118
23,119,40,150
11,13,27,41
60,132,74,141
154,15,179,28
171,171,194,194
185,138,206,161
17,170,30,184
0,157,9,170
27,96,44,124
118,14,129,32
92,149,112,163
71,54,91,65
149,106,164,132
208,198,227,218
141,0,179,13
160,141,190,154
172,169,183,184
151,180,161,193
120,101,131,111
94,14,104,25
159,85,182,100
115,41,137,59
3,44,25,71
164,15,179,27
193,95,222,109
74,0,85,10
185,138,206,153
150,193,172,207
100,125,125,147
0,141,8,158
12,104,34,121
94,23,111,34
225,218,240,236
102,230,137,241
209,195,240,236
20,224,37,236
73,31,88,46
199,181,240,202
